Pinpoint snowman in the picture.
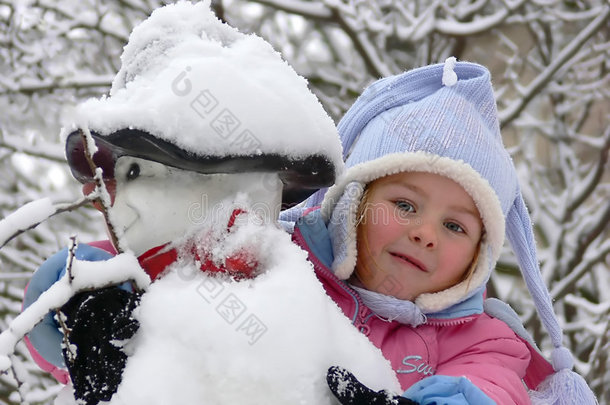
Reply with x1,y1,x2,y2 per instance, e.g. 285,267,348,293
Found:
23,2,400,404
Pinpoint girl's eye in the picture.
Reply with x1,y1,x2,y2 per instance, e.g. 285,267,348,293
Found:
126,163,140,181
445,222,465,233
395,200,415,213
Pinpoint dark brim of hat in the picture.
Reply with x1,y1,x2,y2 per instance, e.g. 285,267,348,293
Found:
66,128,336,208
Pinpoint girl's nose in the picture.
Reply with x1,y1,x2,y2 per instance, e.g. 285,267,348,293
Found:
408,219,437,248
82,179,117,210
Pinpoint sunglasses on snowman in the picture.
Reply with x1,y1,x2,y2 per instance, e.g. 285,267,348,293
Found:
65,128,336,207
66,129,195,182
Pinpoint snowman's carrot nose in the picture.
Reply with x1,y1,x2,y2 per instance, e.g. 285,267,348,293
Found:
82,179,117,210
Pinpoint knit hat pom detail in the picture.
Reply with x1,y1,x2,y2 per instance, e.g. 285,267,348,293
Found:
551,346,574,371
530,363,598,405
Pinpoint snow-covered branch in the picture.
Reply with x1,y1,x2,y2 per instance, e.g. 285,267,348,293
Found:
248,0,333,20
564,293,610,318
499,5,610,127
550,238,610,301
0,75,114,96
565,128,610,216
0,132,65,163
35,0,131,42
329,4,393,78
0,197,92,249
434,0,525,37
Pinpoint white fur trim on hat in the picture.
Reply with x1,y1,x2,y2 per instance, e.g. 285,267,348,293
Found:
322,151,505,313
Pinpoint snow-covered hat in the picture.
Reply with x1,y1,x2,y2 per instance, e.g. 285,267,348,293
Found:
65,1,342,206
321,58,596,403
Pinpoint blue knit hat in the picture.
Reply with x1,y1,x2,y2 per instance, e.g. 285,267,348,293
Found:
320,58,597,404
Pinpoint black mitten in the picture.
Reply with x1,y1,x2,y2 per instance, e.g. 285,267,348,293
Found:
60,287,141,405
327,366,418,405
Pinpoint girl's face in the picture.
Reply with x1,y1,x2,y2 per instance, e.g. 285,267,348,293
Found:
353,171,483,301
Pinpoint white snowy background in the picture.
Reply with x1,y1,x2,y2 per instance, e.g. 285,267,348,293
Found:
0,0,608,404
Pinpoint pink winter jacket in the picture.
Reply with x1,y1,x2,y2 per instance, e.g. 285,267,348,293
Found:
292,209,552,405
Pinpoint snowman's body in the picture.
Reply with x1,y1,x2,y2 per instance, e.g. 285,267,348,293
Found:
109,212,400,404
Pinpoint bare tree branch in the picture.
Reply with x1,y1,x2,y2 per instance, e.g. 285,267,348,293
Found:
565,128,610,216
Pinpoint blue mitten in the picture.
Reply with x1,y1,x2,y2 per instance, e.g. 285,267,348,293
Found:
403,375,495,405
23,244,113,367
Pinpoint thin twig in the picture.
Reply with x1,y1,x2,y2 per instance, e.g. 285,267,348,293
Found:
56,236,78,365
79,129,124,253
55,308,75,366
8,355,29,405
66,236,77,283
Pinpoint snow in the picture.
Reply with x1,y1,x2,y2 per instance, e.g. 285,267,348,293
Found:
442,56,458,87
0,198,55,246
52,219,399,404
0,353,9,371
82,127,98,157
68,253,150,291
68,1,343,173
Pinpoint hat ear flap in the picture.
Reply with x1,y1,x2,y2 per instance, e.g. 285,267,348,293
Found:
326,182,365,280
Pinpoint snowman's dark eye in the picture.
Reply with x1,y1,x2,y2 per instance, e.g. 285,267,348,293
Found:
126,163,140,180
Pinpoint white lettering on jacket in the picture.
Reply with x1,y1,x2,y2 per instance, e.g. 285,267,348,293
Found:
397,355,435,376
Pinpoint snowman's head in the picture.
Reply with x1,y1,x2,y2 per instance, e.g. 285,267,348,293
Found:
113,158,281,256
67,130,285,256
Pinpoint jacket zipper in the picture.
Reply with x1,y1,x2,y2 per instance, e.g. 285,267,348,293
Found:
425,316,476,327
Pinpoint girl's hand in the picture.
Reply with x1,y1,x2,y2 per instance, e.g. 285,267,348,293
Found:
326,366,419,405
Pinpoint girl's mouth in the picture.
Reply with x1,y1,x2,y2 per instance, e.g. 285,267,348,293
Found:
390,252,427,272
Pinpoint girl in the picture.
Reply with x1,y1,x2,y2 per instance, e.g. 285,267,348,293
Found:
291,59,597,404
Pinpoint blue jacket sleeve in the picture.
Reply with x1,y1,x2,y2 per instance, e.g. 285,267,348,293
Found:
403,375,496,405
23,244,113,367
